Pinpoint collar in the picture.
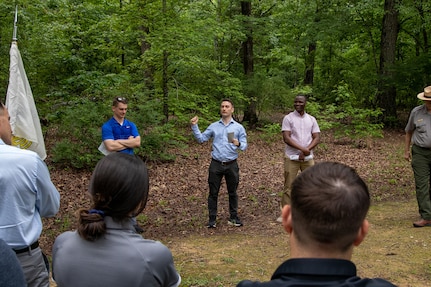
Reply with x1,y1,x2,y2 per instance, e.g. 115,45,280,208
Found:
419,104,431,114
104,216,136,232
218,118,234,125
293,110,307,117
0,139,5,145
272,258,356,280
110,117,128,125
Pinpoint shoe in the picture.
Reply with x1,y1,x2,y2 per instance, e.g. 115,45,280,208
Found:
134,224,144,233
228,217,243,227
207,220,216,228
413,219,431,227
276,216,282,223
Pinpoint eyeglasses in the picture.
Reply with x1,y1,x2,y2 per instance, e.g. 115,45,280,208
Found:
115,97,128,103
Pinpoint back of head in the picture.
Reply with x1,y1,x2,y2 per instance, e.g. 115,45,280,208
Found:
78,153,149,241
291,162,370,251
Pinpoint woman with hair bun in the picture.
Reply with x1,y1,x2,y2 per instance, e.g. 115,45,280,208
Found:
52,153,181,287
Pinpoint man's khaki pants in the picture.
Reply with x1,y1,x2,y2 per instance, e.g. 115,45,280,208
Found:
281,157,315,207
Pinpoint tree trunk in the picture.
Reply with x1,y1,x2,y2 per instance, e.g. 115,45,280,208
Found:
162,0,168,122
140,25,155,95
304,42,316,85
377,0,399,127
241,1,258,128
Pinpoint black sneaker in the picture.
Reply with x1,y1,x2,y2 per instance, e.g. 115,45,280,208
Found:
134,224,144,234
228,217,243,227
207,220,216,228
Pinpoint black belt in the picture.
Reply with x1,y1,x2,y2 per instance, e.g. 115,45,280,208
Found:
212,158,237,165
14,241,39,254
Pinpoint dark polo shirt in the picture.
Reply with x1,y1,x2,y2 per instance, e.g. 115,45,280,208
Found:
237,258,396,287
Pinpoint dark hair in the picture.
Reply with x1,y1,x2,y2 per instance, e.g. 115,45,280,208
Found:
112,97,128,106
295,94,308,102
77,153,149,241
291,162,370,252
221,98,234,107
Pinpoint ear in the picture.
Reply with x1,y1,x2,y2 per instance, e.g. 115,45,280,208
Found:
353,219,369,246
281,205,293,234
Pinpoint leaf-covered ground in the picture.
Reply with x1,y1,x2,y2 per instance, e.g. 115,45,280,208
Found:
41,128,414,257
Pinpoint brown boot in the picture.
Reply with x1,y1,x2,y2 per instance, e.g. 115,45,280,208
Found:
413,218,431,227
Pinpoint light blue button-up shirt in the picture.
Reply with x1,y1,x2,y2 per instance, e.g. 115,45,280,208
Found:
0,139,60,249
192,118,247,161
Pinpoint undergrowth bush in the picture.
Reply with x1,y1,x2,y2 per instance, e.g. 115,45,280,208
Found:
258,85,383,144
49,83,383,169
50,98,187,169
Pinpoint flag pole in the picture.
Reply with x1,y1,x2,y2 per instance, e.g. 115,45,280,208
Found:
6,5,48,160
12,5,18,41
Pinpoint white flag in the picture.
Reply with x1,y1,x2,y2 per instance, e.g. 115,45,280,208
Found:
6,41,46,160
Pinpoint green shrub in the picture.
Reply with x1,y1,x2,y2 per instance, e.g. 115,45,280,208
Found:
51,98,104,169
138,123,186,162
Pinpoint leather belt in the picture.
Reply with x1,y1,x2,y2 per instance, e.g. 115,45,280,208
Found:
13,241,39,254
212,158,237,165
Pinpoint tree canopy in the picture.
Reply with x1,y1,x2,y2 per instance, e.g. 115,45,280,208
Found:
0,0,430,168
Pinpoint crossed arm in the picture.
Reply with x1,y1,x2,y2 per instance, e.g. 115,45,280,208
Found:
104,136,141,152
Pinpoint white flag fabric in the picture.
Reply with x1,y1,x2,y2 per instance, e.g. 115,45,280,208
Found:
6,41,46,160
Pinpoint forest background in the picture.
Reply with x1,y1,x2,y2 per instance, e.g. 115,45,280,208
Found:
0,1,431,286
0,0,430,168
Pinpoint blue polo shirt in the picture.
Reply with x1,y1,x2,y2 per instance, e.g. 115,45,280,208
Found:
237,258,396,287
102,117,139,155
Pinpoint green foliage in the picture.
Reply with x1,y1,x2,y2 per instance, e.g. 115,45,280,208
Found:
310,84,383,141
257,123,281,142
50,98,105,169
139,123,186,162
1,0,429,168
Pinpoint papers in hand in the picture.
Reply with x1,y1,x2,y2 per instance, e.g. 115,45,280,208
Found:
98,142,113,156
289,154,313,161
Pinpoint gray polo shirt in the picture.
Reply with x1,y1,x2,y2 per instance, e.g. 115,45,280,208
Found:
405,104,431,148
52,217,180,287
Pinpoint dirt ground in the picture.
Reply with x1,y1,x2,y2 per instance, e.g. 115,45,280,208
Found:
42,128,428,286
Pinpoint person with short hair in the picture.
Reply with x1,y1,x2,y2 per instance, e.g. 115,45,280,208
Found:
405,85,431,227
237,162,396,287
101,96,143,233
278,94,320,222
0,102,60,287
190,98,248,228
52,153,181,287
102,97,141,154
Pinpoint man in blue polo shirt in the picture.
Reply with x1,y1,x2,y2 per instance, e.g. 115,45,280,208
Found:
102,97,141,155
101,97,143,233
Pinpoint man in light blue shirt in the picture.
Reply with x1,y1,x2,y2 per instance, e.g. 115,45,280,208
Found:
190,98,247,228
0,102,60,287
